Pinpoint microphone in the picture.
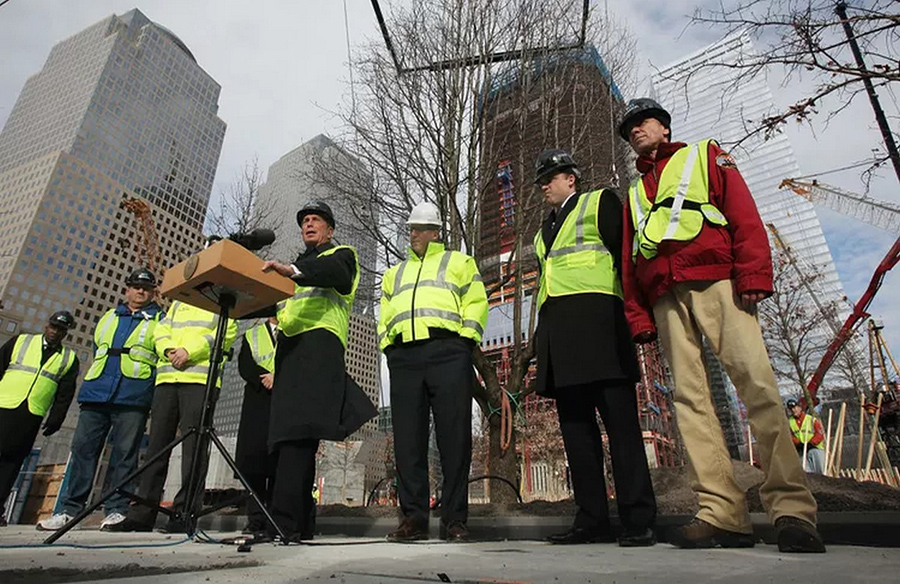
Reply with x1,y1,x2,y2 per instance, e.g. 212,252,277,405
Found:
228,228,276,251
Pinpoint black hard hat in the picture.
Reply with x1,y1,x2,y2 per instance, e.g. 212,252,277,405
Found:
48,310,76,330
618,97,671,141
297,200,335,228
786,399,798,408
126,268,158,288
534,149,581,185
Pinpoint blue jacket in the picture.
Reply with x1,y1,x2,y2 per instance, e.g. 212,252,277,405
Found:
77,302,164,409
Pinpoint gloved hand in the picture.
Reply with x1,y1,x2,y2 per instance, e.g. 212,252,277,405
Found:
42,418,63,436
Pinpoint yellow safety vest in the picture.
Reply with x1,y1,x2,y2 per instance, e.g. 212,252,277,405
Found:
0,334,76,415
628,139,729,260
378,242,488,351
154,301,237,388
278,246,359,347
790,415,823,449
245,323,276,373
84,308,160,381
533,190,622,309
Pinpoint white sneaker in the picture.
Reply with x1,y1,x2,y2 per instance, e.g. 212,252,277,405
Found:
36,513,73,531
100,512,128,531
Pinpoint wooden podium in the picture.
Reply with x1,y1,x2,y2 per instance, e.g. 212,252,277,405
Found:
159,239,294,317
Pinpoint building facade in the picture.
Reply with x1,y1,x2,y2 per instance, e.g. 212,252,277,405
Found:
0,9,225,468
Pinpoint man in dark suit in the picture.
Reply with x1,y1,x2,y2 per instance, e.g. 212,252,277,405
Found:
532,149,657,547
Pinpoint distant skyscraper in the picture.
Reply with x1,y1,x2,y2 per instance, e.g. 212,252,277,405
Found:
0,9,225,464
651,31,850,398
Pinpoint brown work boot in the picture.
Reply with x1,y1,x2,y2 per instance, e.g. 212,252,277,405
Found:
441,520,469,542
387,517,429,542
775,516,826,553
668,518,756,549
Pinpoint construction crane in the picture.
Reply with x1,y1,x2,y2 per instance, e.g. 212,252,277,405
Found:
120,195,163,276
780,179,900,234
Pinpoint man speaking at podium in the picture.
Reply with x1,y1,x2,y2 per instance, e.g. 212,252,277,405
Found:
261,200,376,542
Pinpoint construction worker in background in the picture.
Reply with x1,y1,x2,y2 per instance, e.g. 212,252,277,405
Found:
234,316,278,537
619,97,825,553
378,202,488,543
787,399,826,475
109,297,237,533
38,269,162,532
259,200,376,542
0,311,79,527
532,150,657,547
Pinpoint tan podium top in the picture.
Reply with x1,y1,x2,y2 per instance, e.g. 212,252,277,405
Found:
160,239,294,318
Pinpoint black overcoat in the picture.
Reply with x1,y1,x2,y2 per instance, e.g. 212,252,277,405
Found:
234,327,275,475
534,190,641,397
267,243,377,450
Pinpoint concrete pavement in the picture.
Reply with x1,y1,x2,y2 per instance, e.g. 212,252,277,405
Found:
1,526,897,583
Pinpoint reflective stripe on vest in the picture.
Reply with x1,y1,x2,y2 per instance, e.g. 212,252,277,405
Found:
0,334,75,415
790,415,823,449
533,190,622,309
246,323,276,373
380,243,483,346
277,246,359,346
156,301,224,387
628,139,729,260
84,309,160,381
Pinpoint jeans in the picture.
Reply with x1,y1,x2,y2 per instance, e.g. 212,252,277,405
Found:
59,404,148,517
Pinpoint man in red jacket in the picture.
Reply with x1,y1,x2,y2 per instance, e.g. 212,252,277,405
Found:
618,98,824,553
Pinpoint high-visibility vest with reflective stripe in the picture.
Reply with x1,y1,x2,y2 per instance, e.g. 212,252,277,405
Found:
0,334,76,415
84,309,160,381
533,190,622,309
278,246,359,347
378,242,488,350
245,323,276,373
155,301,226,387
628,139,729,260
790,414,823,449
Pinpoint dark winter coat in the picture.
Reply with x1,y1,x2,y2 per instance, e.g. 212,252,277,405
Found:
267,243,377,450
534,190,641,397
235,326,276,476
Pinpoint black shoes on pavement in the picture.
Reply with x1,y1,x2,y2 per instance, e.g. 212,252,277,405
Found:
547,525,616,545
101,517,154,533
617,527,657,547
441,520,469,542
775,516,826,553
387,517,429,542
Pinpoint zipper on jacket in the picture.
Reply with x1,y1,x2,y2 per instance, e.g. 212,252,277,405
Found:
409,258,425,342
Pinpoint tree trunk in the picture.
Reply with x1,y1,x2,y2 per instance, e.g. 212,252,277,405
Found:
487,410,519,506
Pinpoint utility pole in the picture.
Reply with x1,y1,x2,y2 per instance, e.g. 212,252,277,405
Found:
835,2,900,185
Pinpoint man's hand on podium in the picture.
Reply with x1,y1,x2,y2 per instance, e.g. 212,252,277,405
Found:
262,260,295,278
166,347,190,370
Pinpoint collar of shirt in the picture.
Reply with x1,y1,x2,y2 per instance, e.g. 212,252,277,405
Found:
551,192,578,225
636,141,688,175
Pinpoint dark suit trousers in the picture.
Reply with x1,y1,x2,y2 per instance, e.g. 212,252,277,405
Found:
269,439,319,538
555,382,656,531
388,337,473,526
128,383,208,526
0,403,42,515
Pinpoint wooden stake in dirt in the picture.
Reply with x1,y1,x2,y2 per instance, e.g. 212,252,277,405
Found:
864,393,884,477
857,403,866,473
824,409,834,476
829,403,847,475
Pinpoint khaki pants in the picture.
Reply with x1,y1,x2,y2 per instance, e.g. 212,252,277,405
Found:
653,280,817,533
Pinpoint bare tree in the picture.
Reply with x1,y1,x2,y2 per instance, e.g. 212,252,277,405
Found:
205,157,281,258
678,0,900,183
310,0,637,503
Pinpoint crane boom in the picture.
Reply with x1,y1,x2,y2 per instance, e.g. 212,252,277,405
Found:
120,196,162,274
779,179,900,233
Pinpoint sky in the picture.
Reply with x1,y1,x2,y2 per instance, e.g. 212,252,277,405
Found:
0,0,898,369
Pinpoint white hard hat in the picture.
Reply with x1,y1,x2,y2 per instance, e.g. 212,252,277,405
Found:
406,202,441,227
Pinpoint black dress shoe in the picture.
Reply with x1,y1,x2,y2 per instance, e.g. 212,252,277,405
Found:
441,521,469,542
618,527,657,547
242,520,267,535
547,526,615,544
387,517,429,542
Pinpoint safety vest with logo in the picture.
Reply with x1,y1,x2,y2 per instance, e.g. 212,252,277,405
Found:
0,334,76,416
533,190,623,309
245,323,276,373
378,242,488,351
154,301,237,388
628,139,729,260
84,308,160,381
790,414,823,449
278,245,359,347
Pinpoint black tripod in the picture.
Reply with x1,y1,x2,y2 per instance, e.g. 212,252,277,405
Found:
44,289,287,544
